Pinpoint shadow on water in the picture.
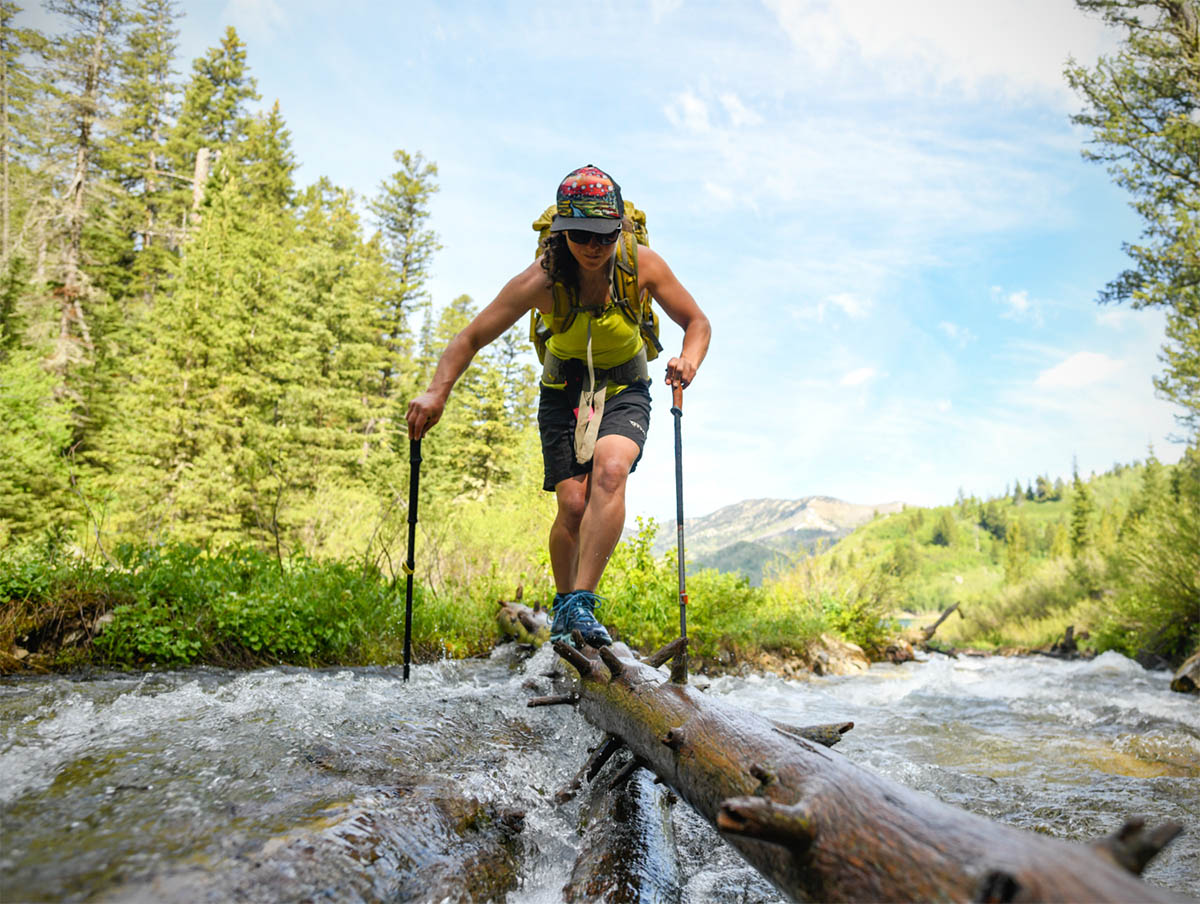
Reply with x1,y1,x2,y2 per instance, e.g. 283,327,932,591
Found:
1,648,1196,902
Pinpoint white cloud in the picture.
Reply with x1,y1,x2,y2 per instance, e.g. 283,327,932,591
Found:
938,320,975,346
764,0,1115,105
840,366,877,387
719,92,763,128
703,181,735,204
937,399,953,413
1096,308,1131,328
1034,351,1124,389
665,90,711,133
994,286,1044,325
790,292,872,323
828,292,870,319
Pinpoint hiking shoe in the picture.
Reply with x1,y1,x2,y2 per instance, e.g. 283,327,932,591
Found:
550,590,613,648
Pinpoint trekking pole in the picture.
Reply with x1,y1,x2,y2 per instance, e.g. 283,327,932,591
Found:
671,381,688,684
403,437,422,682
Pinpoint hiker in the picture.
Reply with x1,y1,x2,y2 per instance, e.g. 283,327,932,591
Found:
406,165,710,647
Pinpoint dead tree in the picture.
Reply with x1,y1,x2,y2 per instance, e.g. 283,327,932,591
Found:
551,639,1187,903
921,601,960,643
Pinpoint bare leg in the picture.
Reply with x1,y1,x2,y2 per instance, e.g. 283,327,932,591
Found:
549,474,587,593
574,434,640,591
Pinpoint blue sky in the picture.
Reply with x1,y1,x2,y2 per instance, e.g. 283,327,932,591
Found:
30,0,1187,521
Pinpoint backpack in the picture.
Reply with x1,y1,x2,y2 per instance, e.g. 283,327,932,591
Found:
529,202,663,365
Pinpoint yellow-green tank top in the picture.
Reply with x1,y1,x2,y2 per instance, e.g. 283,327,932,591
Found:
543,300,645,395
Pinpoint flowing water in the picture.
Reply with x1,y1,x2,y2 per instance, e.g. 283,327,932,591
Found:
1,648,1197,903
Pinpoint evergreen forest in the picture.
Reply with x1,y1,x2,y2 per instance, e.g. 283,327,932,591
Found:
0,1,1196,674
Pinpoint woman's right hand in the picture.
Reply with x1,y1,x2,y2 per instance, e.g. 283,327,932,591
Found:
406,391,445,440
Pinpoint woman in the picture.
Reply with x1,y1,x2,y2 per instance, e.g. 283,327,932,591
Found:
406,165,711,647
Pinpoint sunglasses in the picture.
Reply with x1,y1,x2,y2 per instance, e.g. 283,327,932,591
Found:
566,228,621,246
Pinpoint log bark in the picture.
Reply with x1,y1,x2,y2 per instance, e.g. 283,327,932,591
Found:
565,761,682,903
554,640,1189,903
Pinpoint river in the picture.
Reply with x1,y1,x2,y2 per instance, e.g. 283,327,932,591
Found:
1,647,1197,903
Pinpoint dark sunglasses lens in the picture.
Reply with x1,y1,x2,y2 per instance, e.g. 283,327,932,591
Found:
567,229,621,245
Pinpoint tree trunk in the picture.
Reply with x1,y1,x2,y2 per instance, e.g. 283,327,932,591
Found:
1,7,10,265
553,640,1187,904
59,0,112,361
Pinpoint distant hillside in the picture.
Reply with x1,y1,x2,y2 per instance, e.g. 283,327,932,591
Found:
647,497,905,585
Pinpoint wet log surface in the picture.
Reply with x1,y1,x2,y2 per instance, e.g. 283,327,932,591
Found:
555,639,1190,904
565,754,683,904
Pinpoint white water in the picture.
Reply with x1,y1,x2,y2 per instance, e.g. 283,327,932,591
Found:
1,649,1196,903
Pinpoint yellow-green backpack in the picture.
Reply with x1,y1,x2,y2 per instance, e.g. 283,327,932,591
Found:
529,202,663,364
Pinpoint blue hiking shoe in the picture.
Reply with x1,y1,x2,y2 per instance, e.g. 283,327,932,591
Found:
550,590,613,648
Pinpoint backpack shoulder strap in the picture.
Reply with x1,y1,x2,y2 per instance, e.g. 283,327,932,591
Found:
612,232,639,309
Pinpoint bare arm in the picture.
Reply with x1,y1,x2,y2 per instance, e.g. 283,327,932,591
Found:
406,261,547,439
638,246,711,389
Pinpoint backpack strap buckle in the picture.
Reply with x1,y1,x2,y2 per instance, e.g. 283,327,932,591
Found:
542,346,649,387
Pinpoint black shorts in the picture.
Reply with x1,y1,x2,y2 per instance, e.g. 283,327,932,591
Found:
538,380,652,491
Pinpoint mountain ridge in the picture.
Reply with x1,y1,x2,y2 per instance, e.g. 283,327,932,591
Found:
643,495,906,584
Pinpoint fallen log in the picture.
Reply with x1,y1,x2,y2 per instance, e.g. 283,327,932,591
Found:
554,639,1188,903
496,597,549,646
565,756,683,903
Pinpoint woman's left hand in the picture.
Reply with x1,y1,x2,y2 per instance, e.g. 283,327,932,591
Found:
664,356,696,389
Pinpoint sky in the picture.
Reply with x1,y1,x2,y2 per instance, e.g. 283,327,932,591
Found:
28,0,1190,522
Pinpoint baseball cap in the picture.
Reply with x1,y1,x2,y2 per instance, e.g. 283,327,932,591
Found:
549,165,625,234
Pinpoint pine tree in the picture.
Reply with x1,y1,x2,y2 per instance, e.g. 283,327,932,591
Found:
103,162,295,544
370,149,440,398
1069,464,1095,557
421,295,522,499
0,255,73,540
1035,474,1051,501
165,26,257,234
41,0,124,379
287,178,393,489
1,1,45,268
1067,0,1200,433
1004,517,1030,583
99,0,180,303
1046,520,1070,559
240,99,295,208
931,509,958,547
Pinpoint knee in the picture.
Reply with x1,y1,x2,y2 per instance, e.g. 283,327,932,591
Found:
590,457,631,496
556,486,587,529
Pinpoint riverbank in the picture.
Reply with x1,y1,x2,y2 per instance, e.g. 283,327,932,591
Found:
4,541,1194,687
0,540,899,676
